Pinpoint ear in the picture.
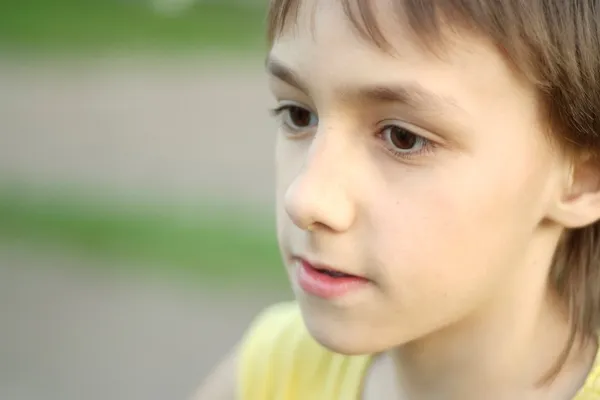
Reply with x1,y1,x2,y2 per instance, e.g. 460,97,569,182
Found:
548,156,600,228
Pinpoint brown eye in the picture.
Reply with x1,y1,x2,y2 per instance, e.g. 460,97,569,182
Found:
382,125,426,153
274,104,318,133
287,106,315,128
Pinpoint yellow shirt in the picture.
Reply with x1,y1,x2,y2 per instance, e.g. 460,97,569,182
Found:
238,302,600,399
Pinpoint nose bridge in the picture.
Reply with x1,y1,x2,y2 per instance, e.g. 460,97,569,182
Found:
306,124,349,183
285,123,358,232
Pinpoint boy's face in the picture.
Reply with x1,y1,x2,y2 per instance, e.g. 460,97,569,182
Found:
268,0,565,353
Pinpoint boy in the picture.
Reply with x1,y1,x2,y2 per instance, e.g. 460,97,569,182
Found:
197,0,600,398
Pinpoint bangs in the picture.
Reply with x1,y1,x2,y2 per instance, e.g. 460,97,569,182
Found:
267,0,466,50
266,0,586,91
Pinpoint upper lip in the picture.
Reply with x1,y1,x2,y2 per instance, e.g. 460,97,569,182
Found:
292,255,366,278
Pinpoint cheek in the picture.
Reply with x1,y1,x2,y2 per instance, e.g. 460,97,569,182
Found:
367,154,550,301
368,189,480,301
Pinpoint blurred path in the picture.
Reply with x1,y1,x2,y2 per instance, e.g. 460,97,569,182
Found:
0,57,288,399
0,56,277,208
0,243,289,400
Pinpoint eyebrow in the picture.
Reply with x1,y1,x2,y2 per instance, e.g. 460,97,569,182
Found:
265,56,310,94
265,56,466,116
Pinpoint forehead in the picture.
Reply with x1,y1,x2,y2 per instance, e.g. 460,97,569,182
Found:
268,0,533,115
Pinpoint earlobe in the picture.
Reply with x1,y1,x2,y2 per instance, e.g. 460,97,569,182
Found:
547,158,600,228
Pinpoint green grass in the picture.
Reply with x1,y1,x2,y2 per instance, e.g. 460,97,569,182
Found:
0,0,268,55
0,185,286,287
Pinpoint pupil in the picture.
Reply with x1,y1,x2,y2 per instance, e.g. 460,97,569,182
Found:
290,107,311,127
390,127,417,149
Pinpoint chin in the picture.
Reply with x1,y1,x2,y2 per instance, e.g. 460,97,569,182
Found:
299,304,388,356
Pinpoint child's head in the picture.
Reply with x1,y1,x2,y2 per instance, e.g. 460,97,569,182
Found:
266,0,600,364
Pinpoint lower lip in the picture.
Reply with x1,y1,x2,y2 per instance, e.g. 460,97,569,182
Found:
297,260,369,299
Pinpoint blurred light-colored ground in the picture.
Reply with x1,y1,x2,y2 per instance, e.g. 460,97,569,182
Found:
0,57,288,399
0,243,288,400
0,57,276,208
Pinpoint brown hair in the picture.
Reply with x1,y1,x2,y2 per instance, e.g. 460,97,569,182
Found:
266,0,600,380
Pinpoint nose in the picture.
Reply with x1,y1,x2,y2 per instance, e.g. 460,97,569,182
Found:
284,130,357,233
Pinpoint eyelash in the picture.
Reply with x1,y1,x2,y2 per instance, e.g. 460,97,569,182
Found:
375,124,435,160
269,104,317,135
269,105,293,120
268,104,436,160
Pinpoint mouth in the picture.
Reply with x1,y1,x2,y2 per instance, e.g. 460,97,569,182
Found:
293,256,369,299
310,264,360,278
316,268,353,278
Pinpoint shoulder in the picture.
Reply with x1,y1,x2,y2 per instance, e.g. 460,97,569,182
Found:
196,301,371,400
191,346,238,400
191,303,302,400
240,301,308,362
238,301,325,398
238,301,372,399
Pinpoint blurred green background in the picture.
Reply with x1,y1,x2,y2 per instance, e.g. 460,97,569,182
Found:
1,2,289,399
0,0,284,287
0,0,267,54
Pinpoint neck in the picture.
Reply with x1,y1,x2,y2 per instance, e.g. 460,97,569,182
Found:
388,233,597,400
